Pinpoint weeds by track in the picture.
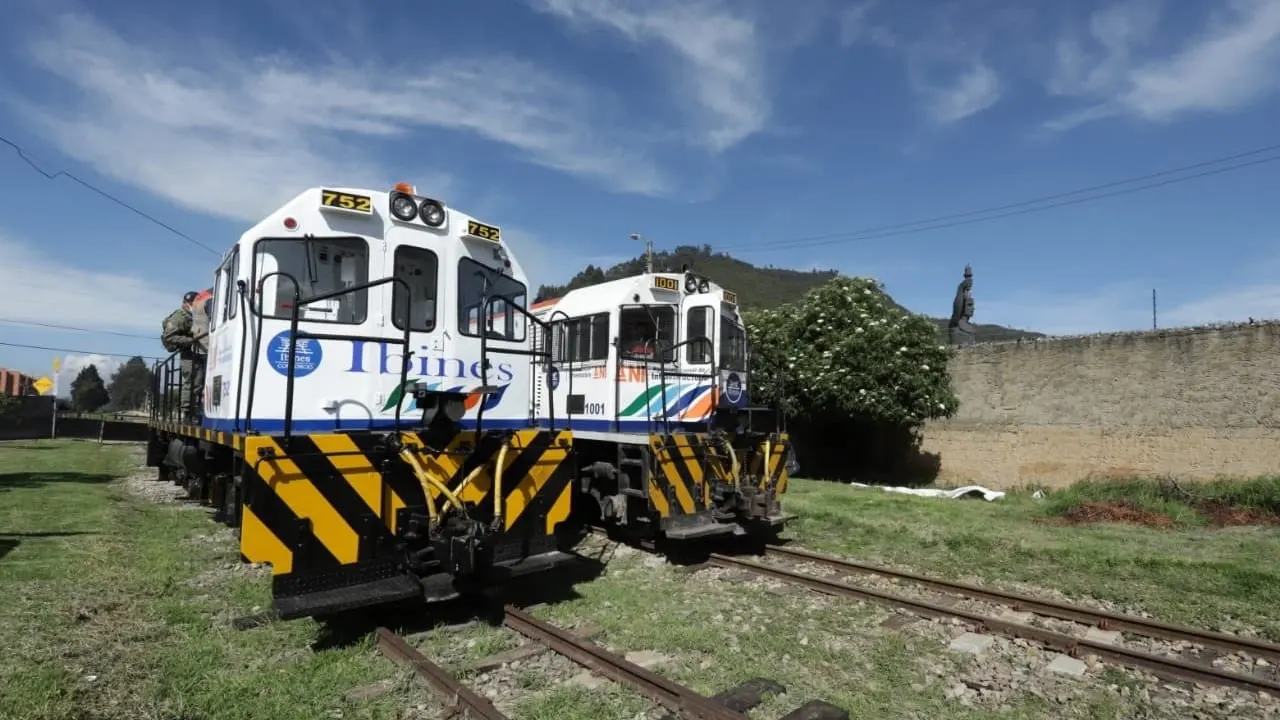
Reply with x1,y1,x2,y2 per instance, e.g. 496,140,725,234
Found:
705,548,1280,695
764,545,1280,663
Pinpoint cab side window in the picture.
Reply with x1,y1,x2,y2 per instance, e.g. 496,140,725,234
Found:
620,306,676,362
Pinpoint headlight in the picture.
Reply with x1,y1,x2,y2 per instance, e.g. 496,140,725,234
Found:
390,192,418,222
420,200,445,227
697,277,710,293
684,273,698,293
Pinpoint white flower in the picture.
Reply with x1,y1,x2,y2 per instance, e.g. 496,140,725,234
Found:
859,388,867,395
921,363,930,371
855,327,864,333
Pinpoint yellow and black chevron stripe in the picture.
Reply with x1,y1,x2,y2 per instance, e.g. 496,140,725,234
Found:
238,428,575,577
746,432,790,494
648,433,737,518
149,420,245,450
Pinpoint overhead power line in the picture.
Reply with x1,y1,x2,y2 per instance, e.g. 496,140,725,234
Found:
0,134,221,256
715,141,1280,253
0,317,155,340
0,339,159,360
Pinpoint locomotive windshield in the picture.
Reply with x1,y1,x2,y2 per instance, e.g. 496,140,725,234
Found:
720,315,747,371
620,305,676,362
253,236,370,324
458,257,527,341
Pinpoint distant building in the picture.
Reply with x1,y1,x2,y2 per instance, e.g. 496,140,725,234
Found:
0,369,37,396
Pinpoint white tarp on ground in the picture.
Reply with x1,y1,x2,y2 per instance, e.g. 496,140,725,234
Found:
846,482,1006,502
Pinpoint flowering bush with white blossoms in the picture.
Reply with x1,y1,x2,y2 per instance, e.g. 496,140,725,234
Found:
743,276,959,426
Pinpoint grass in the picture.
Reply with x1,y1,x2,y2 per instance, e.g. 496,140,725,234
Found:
1038,476,1280,523
781,475,1280,640
0,439,418,720
4,437,1275,719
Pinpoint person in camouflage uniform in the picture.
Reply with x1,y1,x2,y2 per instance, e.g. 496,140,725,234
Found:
161,291,206,421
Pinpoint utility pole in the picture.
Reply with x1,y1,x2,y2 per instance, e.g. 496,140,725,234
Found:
631,232,653,273
1152,288,1157,330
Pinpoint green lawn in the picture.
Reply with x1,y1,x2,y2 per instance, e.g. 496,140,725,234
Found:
3,439,1276,720
0,439,417,720
781,476,1280,640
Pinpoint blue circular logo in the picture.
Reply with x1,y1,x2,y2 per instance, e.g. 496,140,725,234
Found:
547,366,560,390
724,373,743,403
267,330,323,378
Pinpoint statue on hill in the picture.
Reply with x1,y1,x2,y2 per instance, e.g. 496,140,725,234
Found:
948,264,976,346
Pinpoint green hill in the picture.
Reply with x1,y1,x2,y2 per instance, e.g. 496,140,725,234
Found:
535,245,1043,344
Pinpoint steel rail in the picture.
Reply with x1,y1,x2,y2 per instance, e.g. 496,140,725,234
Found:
502,605,746,720
708,554,1280,694
375,627,509,720
765,545,1280,663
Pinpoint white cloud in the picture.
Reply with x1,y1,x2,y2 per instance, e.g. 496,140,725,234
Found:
843,2,1002,125
0,233,182,335
981,278,1280,336
56,354,125,398
530,0,768,151
918,61,1002,125
1042,0,1280,131
838,0,896,49
13,14,667,224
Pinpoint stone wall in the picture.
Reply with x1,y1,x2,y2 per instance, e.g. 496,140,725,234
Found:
921,322,1280,487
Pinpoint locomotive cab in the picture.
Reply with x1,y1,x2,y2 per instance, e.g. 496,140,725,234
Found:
530,269,791,544
148,185,576,621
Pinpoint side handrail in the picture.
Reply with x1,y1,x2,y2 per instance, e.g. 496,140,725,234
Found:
544,309,572,431
471,269,556,435
619,334,714,435
285,274,416,445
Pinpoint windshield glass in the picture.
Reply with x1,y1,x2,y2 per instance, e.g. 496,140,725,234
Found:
719,315,747,371
620,305,676,363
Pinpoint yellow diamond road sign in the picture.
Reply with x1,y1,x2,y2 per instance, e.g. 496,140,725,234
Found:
33,377,53,395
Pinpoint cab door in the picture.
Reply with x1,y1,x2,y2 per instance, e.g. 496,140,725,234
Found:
382,239,440,420
678,297,718,424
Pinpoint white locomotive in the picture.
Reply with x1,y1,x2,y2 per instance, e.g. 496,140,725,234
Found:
149,184,579,620
527,271,791,542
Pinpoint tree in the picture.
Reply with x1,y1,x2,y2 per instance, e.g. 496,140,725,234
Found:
107,357,153,411
0,393,18,421
70,365,110,413
745,276,959,425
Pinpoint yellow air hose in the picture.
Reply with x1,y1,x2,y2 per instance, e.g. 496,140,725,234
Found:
723,438,740,487
492,442,510,529
396,435,467,521
760,439,772,489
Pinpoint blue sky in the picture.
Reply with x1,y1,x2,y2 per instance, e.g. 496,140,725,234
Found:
2,0,1280,386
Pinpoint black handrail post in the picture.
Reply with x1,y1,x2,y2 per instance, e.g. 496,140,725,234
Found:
393,285,413,432
233,281,249,433
545,309,571,433
283,299,302,446
465,269,556,436
244,270,301,437
470,272,492,438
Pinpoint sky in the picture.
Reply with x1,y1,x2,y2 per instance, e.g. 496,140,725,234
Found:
2,0,1280,387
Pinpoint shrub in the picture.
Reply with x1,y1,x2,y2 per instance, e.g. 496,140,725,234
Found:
744,276,958,426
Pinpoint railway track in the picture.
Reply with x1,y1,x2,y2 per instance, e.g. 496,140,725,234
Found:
704,548,1280,695
764,545,1280,664
376,605,845,719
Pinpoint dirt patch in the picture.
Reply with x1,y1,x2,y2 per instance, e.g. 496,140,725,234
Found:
1055,501,1175,528
1197,501,1280,526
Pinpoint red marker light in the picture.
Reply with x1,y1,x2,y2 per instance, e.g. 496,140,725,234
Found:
284,217,298,230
